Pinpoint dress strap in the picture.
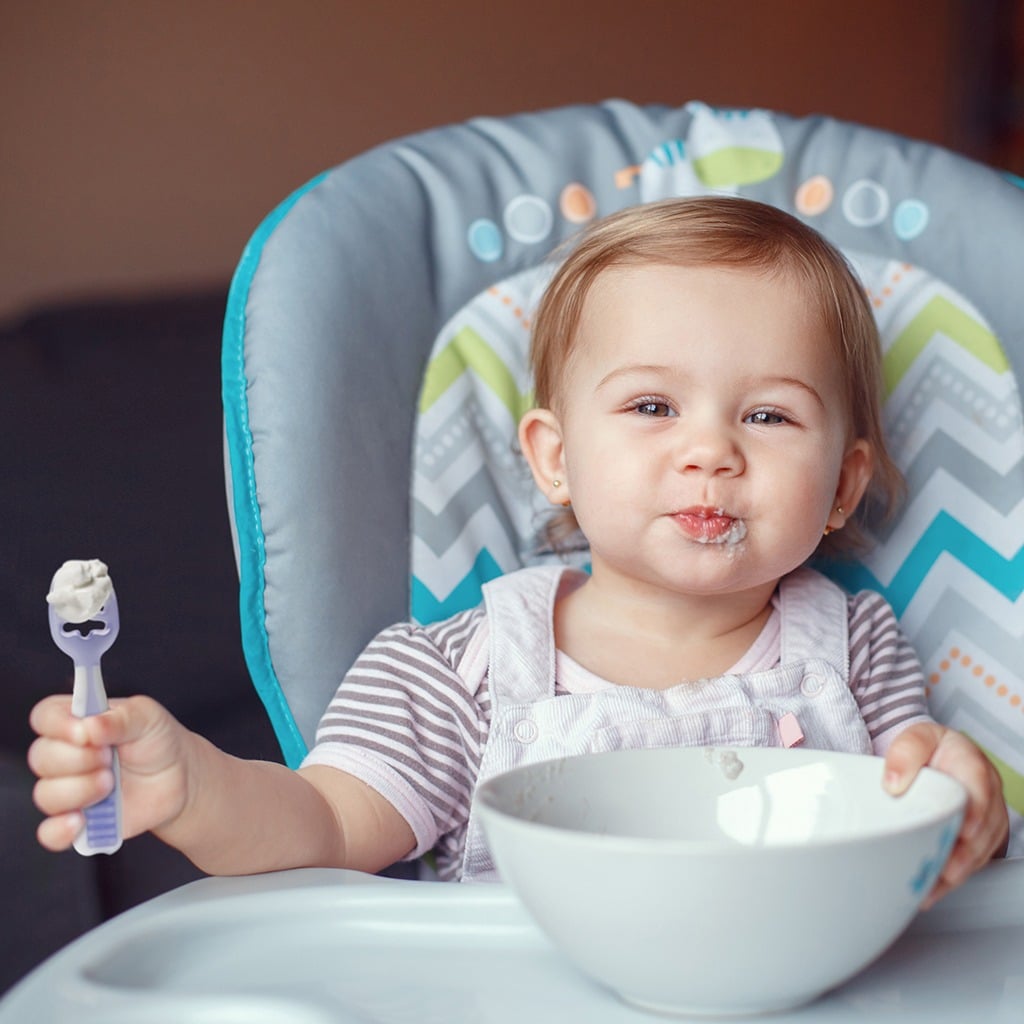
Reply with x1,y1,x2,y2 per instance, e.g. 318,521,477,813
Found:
778,567,850,681
481,566,570,709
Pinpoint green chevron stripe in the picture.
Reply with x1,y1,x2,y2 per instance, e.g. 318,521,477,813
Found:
419,325,533,418
884,295,1008,394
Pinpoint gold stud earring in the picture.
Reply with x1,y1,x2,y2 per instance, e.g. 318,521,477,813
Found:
551,479,571,508
823,505,845,537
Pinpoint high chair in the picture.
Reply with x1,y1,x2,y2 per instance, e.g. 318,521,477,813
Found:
4,98,1024,1024
222,99,1024,857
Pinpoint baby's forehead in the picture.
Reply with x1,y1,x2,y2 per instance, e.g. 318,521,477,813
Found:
582,261,838,349
585,258,810,293
577,260,826,324
570,267,845,390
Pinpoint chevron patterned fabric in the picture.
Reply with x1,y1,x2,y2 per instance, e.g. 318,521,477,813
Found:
410,118,1024,855
832,254,1024,853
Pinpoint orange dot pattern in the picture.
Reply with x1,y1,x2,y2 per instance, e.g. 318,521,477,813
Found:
865,263,912,309
488,286,531,331
614,164,642,190
927,645,1024,712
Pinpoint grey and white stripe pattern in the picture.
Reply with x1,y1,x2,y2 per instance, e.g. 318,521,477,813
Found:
847,590,931,750
308,607,490,874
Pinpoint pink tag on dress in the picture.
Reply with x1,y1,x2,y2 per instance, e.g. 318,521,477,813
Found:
778,712,805,748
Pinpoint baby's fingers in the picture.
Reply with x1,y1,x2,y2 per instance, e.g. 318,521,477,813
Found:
33,765,115,821
28,733,111,779
31,694,162,751
29,695,116,852
29,694,87,744
923,828,991,910
929,733,1007,847
28,697,116,826
36,811,85,852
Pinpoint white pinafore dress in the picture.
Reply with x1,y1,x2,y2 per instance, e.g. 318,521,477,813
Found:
459,566,872,881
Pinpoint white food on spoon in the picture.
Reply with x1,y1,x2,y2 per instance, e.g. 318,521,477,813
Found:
46,559,113,623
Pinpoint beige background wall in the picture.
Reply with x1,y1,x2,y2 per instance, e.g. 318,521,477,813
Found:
0,1,999,320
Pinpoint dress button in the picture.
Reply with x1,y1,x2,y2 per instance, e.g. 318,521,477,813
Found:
513,719,539,743
801,674,824,697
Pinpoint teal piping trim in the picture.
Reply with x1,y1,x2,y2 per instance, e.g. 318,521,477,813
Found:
222,170,330,769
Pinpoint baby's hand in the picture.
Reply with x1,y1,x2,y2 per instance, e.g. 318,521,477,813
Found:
28,695,192,852
883,722,1008,906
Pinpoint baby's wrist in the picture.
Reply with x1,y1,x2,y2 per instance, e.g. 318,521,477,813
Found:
152,727,213,847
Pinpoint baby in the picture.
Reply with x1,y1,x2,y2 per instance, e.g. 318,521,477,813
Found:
29,197,1007,902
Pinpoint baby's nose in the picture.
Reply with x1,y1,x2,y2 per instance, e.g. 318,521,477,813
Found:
675,424,744,476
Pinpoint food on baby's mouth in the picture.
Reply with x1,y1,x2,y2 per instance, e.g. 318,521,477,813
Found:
46,559,113,622
675,509,748,546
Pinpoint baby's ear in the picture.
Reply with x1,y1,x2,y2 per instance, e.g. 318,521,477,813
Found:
833,439,874,522
518,408,569,506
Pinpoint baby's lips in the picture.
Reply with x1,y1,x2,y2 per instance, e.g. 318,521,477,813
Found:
672,507,742,543
685,516,732,541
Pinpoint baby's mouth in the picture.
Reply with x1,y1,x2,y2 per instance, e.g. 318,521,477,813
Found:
672,507,748,545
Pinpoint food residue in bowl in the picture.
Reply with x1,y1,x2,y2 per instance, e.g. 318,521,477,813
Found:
705,748,745,780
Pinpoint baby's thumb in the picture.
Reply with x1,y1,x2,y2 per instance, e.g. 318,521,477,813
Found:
883,723,942,796
85,695,168,748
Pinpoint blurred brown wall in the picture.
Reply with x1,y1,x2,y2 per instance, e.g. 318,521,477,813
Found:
0,0,1001,319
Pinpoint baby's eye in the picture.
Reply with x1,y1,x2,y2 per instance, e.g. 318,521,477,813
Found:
631,399,676,417
746,409,787,426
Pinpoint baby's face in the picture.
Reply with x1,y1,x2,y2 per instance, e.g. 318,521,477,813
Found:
552,262,869,601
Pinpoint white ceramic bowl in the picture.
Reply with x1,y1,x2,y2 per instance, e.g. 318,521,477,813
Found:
477,746,965,1017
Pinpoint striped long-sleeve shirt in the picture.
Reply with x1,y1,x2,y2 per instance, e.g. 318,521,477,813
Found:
302,587,930,879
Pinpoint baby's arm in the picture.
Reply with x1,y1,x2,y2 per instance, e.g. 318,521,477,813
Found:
884,723,1008,906
28,694,415,876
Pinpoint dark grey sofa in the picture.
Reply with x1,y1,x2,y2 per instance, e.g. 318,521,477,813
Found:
1,289,281,993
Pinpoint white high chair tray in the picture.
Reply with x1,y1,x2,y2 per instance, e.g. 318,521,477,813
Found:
4,859,1022,1022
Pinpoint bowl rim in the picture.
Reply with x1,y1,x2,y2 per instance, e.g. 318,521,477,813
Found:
476,746,968,855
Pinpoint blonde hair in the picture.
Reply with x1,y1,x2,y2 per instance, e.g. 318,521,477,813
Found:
528,196,903,557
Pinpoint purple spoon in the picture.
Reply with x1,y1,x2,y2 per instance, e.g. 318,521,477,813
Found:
47,587,122,856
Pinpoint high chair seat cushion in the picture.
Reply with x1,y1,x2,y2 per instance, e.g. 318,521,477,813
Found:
223,100,1024,853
